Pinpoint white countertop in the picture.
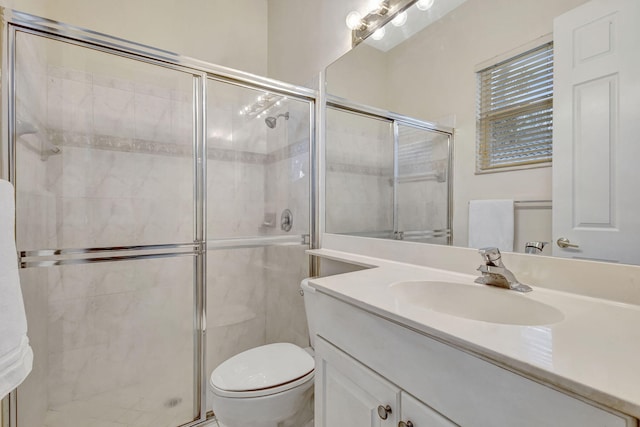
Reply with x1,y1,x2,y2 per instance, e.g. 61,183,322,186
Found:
308,248,640,418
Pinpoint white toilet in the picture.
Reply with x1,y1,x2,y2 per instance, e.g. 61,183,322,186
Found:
209,279,317,427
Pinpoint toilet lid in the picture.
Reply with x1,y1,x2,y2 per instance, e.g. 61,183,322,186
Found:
210,343,314,392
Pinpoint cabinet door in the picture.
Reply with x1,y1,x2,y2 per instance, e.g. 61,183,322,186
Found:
315,337,400,427
400,392,458,427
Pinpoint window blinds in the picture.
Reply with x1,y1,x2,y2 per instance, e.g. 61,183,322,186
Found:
476,42,554,171
397,125,435,177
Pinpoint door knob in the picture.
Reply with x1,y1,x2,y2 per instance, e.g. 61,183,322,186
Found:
377,404,392,420
557,237,579,248
399,421,414,427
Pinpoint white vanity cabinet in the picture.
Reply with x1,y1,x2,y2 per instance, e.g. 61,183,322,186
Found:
400,391,457,427
315,336,457,427
315,336,399,427
313,289,638,427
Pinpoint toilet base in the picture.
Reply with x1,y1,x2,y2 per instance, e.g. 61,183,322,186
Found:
210,376,313,427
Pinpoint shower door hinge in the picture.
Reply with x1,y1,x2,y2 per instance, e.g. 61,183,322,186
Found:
195,241,206,255
301,234,311,245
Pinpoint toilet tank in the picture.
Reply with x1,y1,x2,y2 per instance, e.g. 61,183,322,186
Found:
300,278,317,349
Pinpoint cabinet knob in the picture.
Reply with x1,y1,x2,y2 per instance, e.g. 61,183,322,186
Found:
377,404,392,420
399,422,414,427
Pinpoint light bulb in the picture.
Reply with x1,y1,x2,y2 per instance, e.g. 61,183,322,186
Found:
416,0,435,11
371,27,386,40
367,0,386,14
345,11,363,30
391,11,407,27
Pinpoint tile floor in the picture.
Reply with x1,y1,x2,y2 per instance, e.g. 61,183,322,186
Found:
42,385,313,427
44,382,193,427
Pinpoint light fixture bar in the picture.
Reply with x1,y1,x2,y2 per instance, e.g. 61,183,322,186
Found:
239,92,286,118
352,0,418,47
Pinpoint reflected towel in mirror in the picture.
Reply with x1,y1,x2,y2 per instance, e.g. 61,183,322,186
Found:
468,199,514,252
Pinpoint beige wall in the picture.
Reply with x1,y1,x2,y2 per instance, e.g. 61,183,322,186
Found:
326,44,389,107
267,0,373,86
5,0,269,75
5,0,376,89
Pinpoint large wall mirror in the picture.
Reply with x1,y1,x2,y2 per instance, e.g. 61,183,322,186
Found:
325,0,640,266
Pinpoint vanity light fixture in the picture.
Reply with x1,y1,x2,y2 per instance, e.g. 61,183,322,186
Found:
368,0,390,15
345,11,364,30
348,0,418,47
416,0,435,11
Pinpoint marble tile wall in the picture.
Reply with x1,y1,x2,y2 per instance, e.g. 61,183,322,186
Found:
17,267,51,427
206,248,267,376
14,52,197,426
396,131,450,241
45,65,193,146
264,245,310,347
46,258,194,409
326,109,452,241
202,92,312,409
207,159,265,238
15,33,52,427
14,60,196,252
326,110,394,235
14,48,311,426
263,101,312,348
264,101,310,238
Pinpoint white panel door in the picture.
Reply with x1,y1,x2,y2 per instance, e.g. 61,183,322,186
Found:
553,0,640,263
315,337,400,427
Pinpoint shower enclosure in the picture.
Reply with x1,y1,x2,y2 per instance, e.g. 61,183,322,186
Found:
1,10,315,427
325,98,453,244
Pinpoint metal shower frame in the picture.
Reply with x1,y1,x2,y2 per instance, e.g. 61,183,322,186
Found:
0,8,319,427
325,94,454,245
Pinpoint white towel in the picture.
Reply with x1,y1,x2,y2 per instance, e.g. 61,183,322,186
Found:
468,199,514,252
0,180,33,399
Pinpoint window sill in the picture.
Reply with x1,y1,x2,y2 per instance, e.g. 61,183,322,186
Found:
475,161,551,175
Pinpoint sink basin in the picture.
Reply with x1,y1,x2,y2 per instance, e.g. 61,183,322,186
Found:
389,281,564,326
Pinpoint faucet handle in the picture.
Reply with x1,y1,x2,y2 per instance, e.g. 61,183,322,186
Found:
478,247,502,265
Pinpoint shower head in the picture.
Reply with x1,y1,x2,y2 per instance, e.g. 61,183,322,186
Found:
265,112,289,129
265,116,277,129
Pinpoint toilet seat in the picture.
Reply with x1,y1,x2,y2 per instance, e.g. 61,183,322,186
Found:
210,343,314,399
211,369,314,398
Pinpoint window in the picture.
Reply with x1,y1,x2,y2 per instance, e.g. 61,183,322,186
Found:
476,42,554,172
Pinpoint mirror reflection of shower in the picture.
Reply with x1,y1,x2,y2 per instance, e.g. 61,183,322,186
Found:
16,118,61,161
265,112,289,129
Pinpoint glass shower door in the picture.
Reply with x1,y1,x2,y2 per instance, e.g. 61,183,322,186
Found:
325,107,394,238
395,123,451,244
13,31,199,427
204,78,312,414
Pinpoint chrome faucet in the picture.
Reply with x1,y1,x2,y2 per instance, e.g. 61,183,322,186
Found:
474,247,532,293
